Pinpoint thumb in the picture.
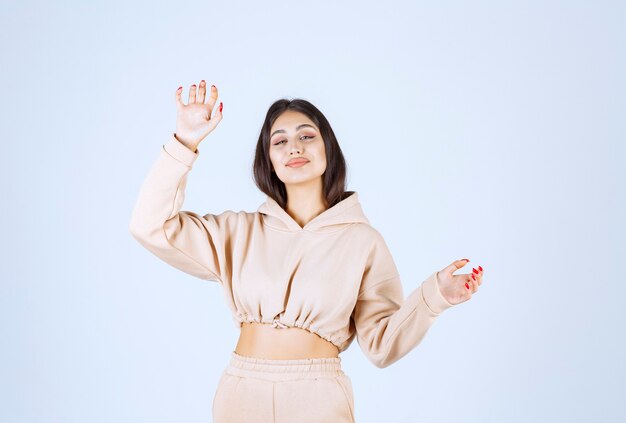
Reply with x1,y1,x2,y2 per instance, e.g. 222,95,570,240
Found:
441,258,470,276
205,101,223,133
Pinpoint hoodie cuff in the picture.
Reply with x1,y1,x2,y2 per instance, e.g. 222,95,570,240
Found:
421,271,454,315
163,133,200,167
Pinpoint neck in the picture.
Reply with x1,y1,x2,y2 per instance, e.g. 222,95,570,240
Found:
285,178,328,228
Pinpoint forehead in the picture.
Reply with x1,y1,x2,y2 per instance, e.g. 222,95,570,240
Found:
270,111,317,133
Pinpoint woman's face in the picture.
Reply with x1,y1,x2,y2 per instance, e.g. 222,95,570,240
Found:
268,110,327,187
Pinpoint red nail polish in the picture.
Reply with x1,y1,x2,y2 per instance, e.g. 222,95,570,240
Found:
219,102,223,112
472,274,476,280
478,265,483,272
473,268,479,274
465,283,470,289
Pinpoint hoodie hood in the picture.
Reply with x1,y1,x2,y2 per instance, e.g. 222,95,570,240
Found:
257,191,370,233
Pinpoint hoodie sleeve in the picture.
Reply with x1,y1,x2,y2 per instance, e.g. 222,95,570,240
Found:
352,231,454,368
129,133,240,284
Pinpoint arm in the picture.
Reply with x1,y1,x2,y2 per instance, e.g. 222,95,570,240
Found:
128,133,240,283
352,232,454,368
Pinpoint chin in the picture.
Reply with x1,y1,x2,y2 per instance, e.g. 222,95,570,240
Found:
279,172,322,184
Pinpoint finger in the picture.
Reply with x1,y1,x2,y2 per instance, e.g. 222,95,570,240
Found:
175,86,184,108
471,267,482,287
469,273,479,293
464,274,472,291
188,84,197,103
444,258,470,277
202,84,219,123
206,83,218,110
197,80,206,103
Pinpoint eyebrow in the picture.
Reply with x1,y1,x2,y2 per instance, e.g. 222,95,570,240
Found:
270,124,316,138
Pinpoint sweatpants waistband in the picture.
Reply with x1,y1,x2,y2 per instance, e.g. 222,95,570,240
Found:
225,351,344,381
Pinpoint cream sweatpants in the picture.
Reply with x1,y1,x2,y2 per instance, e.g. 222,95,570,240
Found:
212,351,355,423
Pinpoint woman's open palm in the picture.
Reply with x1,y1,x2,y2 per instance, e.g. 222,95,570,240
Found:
174,80,223,148
436,259,484,305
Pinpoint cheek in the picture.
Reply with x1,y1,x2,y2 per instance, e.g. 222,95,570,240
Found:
312,142,325,156
268,151,280,166
315,149,327,170
317,147,327,162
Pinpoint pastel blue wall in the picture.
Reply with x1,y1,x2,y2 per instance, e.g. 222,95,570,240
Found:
2,1,624,422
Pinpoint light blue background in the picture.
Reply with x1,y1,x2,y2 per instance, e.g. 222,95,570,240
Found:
2,1,624,422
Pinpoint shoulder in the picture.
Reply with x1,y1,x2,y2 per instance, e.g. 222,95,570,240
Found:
200,209,258,227
342,221,389,249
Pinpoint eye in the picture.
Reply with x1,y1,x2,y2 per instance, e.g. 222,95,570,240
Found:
273,135,314,145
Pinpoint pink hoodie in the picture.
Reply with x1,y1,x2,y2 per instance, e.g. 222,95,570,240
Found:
129,133,455,368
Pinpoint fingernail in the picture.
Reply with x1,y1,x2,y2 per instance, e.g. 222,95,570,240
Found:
462,258,469,262
219,102,223,112
472,268,479,274
465,283,470,289
478,265,483,272
472,274,476,280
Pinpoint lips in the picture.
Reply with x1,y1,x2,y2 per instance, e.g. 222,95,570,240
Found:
286,158,309,166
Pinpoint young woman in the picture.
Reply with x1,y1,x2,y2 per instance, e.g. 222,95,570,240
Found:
129,80,484,423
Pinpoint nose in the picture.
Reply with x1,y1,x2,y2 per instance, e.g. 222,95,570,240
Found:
290,145,302,154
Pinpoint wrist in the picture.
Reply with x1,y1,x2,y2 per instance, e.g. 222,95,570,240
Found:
173,133,198,153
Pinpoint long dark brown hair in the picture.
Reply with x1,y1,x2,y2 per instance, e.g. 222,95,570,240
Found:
252,98,352,210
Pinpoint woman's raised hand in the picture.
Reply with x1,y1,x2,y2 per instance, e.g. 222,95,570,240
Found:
436,259,484,305
174,80,223,151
